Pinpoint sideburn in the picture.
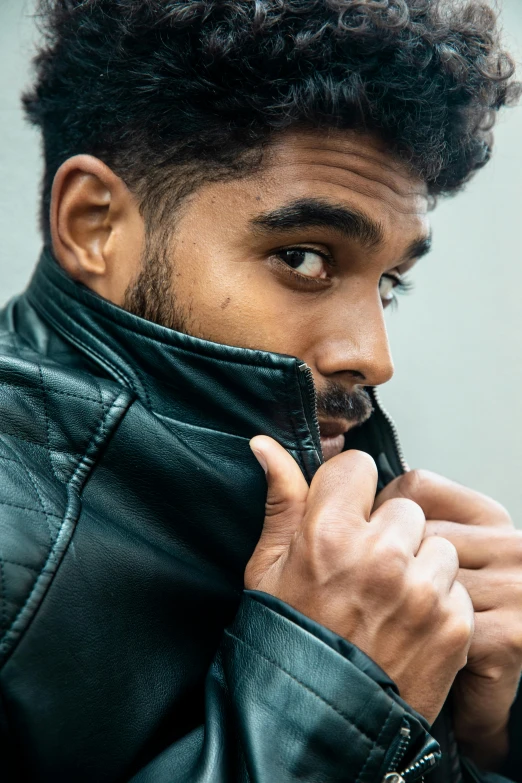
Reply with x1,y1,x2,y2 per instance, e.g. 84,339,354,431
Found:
123,234,189,333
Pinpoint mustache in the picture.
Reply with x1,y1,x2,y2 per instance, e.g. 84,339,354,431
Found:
316,383,374,425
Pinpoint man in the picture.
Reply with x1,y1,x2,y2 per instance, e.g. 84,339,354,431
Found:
0,0,521,780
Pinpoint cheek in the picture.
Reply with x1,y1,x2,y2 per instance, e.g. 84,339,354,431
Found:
172,254,315,353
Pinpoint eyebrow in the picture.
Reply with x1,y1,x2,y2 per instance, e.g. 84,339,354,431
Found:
251,197,432,262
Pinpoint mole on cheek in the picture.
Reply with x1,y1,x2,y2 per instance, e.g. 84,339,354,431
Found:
220,296,231,310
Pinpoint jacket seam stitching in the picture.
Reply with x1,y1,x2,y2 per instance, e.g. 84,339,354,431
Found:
38,285,296,373
225,629,378,748
28,296,154,409
0,379,128,406
8,434,61,540
0,558,40,574
0,438,56,551
38,364,61,484
0,432,78,452
355,701,395,783
221,651,254,783
0,500,62,518
26,294,134,388
0,392,127,659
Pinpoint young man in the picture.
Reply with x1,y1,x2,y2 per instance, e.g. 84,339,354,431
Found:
0,1,521,780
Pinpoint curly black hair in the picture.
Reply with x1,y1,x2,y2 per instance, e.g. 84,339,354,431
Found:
24,0,520,243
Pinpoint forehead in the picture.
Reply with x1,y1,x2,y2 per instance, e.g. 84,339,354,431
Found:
255,129,430,237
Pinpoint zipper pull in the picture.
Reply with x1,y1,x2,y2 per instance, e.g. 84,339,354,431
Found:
382,717,439,782
385,751,438,782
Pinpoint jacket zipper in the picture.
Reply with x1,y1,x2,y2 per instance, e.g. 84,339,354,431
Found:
371,387,409,473
298,363,323,457
298,364,408,476
298,368,440,782
383,750,438,782
384,721,412,777
382,720,439,782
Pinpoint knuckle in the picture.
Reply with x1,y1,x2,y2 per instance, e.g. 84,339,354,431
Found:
315,449,377,489
446,614,474,650
299,519,346,575
399,469,434,500
379,497,425,525
479,665,506,684
363,536,408,590
433,536,459,567
490,499,513,526
315,526,345,561
344,449,378,474
405,577,440,621
498,628,522,658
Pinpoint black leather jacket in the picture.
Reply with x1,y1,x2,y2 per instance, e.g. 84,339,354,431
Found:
0,250,520,783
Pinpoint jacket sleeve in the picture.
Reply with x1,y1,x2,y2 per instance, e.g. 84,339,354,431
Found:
131,590,439,783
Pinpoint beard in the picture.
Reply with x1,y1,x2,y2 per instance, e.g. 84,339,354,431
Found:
316,383,373,428
123,238,190,333
124,245,374,432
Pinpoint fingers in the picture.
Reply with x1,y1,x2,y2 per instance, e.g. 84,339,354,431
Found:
250,434,309,528
425,521,522,569
455,569,500,612
370,497,426,556
415,536,460,593
448,580,475,664
306,449,378,527
249,435,309,543
246,436,310,589
466,610,521,670
374,470,512,528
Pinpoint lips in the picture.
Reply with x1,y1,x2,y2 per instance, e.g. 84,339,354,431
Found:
320,433,346,461
318,419,350,461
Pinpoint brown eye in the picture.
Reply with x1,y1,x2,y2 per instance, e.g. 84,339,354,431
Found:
277,249,328,279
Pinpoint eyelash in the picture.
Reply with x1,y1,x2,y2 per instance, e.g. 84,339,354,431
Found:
386,274,415,306
273,245,415,301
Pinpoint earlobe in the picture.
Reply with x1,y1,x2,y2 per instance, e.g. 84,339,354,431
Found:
49,155,144,305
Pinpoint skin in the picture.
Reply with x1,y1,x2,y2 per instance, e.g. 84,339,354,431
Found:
246,443,474,726
375,470,522,769
50,129,521,770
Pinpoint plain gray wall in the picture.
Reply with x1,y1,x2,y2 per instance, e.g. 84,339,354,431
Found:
1,0,521,523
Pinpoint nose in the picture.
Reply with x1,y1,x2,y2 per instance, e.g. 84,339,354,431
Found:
312,293,394,389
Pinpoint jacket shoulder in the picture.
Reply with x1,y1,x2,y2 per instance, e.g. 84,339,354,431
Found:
0,312,133,665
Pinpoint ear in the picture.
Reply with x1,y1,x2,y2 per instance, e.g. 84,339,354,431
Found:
50,155,144,305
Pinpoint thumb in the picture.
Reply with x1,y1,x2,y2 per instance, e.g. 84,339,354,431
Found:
246,435,309,589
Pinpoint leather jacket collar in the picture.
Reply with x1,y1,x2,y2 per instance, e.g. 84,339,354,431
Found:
23,249,404,487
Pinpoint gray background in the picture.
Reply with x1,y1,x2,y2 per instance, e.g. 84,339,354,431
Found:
1,0,521,523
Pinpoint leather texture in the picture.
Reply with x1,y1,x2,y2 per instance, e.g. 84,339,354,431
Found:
0,249,518,783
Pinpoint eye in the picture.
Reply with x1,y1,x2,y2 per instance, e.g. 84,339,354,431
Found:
379,274,398,303
276,248,329,279
379,272,414,307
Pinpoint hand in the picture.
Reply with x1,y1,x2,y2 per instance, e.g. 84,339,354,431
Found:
247,437,474,724
375,470,522,770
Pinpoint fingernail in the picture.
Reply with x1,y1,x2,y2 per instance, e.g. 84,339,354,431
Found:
250,446,268,473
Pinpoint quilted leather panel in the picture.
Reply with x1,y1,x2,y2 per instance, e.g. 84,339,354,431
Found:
0,309,132,662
